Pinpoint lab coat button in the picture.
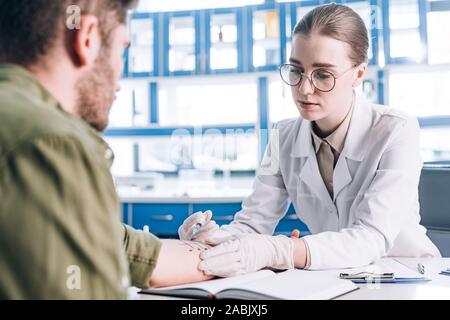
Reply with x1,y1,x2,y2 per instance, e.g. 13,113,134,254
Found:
121,275,130,288
104,149,113,160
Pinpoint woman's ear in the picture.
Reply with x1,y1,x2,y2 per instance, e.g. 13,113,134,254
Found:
352,63,367,88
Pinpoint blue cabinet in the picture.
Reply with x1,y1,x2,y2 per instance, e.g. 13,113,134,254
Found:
128,12,159,77
248,3,284,72
205,8,244,74
163,11,201,76
131,203,189,235
192,203,243,226
122,202,310,238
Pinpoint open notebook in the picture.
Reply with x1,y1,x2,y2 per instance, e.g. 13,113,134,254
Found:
141,269,359,300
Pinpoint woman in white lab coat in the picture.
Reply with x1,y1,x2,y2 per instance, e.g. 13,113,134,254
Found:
178,3,441,277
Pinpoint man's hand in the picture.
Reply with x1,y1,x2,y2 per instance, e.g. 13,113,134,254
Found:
198,233,295,278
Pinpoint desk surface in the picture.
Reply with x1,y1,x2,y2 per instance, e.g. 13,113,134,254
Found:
137,258,450,300
337,258,450,300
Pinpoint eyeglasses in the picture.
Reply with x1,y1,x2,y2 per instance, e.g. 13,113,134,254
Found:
279,64,356,92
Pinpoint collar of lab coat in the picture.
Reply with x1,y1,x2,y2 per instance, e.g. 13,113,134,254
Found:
291,91,372,162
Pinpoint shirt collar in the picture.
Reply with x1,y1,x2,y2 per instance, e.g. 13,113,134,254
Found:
0,63,63,111
0,63,114,167
310,93,355,154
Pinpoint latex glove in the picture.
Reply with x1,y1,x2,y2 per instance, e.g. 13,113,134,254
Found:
198,233,294,278
178,211,233,245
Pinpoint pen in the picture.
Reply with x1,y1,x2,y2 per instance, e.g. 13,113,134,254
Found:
439,268,450,276
339,272,394,280
417,263,425,275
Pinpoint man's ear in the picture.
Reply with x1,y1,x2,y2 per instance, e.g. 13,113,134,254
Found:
353,62,367,88
72,15,101,67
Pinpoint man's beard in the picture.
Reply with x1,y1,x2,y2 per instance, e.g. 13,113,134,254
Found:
74,49,116,132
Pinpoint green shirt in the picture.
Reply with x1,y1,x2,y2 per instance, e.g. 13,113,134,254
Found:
0,64,161,299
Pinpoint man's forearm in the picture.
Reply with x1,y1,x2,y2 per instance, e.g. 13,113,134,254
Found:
149,239,215,288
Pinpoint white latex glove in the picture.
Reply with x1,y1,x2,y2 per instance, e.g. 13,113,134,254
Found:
198,233,294,277
178,210,233,245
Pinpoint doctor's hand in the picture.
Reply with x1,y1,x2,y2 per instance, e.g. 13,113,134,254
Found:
198,234,294,278
178,210,233,245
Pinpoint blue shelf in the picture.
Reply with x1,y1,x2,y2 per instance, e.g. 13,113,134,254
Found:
430,0,450,11
105,124,256,137
122,0,450,79
419,117,450,128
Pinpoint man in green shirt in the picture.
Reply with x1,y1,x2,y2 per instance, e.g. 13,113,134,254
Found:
0,0,211,299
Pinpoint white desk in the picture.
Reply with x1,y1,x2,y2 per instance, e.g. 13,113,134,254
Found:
137,258,450,300
336,258,450,300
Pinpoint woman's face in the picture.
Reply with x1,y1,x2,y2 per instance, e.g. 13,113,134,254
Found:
289,33,366,131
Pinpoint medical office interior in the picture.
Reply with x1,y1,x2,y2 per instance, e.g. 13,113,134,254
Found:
108,0,450,258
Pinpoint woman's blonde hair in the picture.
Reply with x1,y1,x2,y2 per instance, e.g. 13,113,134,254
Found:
294,3,369,65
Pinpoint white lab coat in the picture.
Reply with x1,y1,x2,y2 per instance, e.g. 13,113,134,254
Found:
223,92,441,270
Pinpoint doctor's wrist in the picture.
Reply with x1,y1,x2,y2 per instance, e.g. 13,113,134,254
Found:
292,238,308,269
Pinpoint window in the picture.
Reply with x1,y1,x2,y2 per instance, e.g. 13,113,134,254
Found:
135,0,264,12
158,78,258,126
137,132,259,173
388,0,424,61
105,138,135,176
388,69,450,118
169,15,196,72
128,18,154,74
253,9,281,67
109,80,150,127
210,13,239,70
427,10,450,64
420,128,450,162
268,77,299,125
